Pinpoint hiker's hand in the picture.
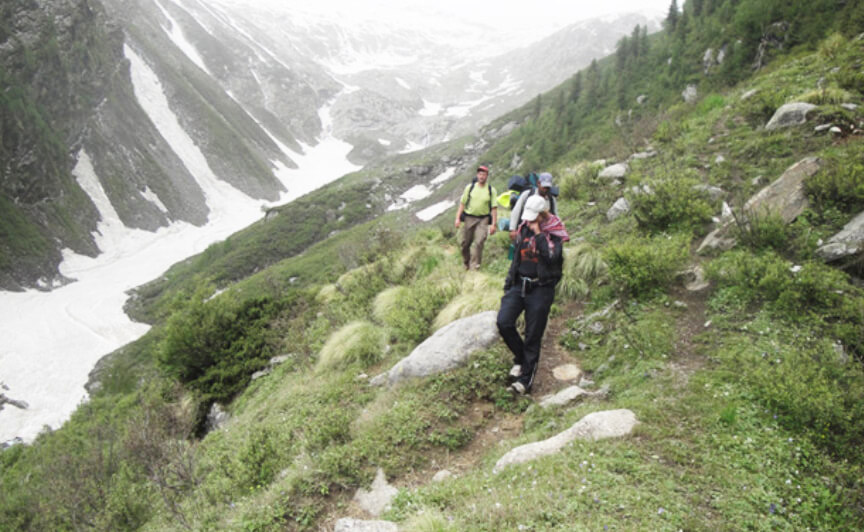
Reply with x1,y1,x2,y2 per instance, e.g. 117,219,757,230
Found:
489,225,496,235
509,230,517,241
454,219,461,228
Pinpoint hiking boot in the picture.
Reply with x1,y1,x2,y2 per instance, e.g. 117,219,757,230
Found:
508,365,522,380
508,381,527,395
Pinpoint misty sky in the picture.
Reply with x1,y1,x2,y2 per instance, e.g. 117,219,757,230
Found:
218,0,673,35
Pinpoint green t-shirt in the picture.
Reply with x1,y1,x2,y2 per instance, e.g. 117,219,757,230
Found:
460,182,498,216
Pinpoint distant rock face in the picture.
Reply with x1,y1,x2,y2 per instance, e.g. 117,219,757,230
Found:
205,403,230,432
386,311,498,386
334,518,398,532
494,409,638,472
599,163,629,179
765,103,818,130
818,210,864,260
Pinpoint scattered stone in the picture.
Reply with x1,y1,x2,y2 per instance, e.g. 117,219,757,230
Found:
592,159,607,167
636,94,647,105
493,410,639,472
815,123,833,133
386,311,498,386
682,84,698,104
599,163,629,179
673,300,688,309
577,342,589,351
680,265,710,292
751,175,766,187
830,126,843,135
817,210,864,261
334,518,398,532
432,470,454,482
579,377,595,388
540,386,589,408
715,154,726,164
589,321,605,334
704,320,712,328
0,394,29,411
834,342,849,365
355,373,369,381
721,202,734,219
842,103,859,111
354,469,399,517
552,364,583,382
740,89,758,100
250,368,271,380
205,403,230,432
790,264,802,273
693,184,725,201
765,102,818,131
629,150,658,161
369,373,388,387
606,197,630,221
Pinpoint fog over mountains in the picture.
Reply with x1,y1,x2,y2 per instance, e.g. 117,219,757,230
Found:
0,0,660,291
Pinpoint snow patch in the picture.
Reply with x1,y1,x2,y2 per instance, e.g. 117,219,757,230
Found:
395,77,410,89
419,99,443,117
153,0,212,75
416,200,455,221
430,167,456,186
141,186,170,215
378,138,392,146
400,185,432,202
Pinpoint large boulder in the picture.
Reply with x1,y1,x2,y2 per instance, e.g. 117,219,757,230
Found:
765,103,818,131
386,311,498,386
682,85,698,104
817,210,864,261
698,157,822,253
494,409,638,472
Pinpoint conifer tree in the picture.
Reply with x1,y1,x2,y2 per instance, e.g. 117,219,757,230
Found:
665,0,679,30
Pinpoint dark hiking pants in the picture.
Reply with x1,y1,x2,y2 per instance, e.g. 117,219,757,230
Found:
496,283,555,391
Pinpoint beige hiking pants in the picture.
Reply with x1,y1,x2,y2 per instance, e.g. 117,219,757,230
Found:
460,215,489,270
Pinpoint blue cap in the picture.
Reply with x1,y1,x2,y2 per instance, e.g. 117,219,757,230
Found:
538,172,554,187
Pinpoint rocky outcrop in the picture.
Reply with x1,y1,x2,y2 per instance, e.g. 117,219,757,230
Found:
817,211,864,261
334,518,398,532
682,85,698,104
493,409,638,472
698,157,822,253
599,163,629,179
353,469,399,517
385,311,498,386
765,103,818,130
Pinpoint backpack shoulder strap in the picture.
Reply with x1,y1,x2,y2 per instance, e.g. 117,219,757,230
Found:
466,181,476,205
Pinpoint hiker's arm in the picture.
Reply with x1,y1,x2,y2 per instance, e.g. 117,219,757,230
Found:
535,233,563,263
455,203,465,228
489,207,497,235
509,194,527,240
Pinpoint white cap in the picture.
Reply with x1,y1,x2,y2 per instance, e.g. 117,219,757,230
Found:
521,195,547,221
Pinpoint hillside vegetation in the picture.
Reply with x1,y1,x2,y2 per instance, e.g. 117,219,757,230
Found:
3,1,864,530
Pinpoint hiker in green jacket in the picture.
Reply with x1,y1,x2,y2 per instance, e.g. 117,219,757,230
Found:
454,165,498,270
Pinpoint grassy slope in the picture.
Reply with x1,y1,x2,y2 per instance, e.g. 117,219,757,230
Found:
3,10,864,532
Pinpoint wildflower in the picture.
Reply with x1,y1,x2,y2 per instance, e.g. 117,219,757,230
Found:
658,507,665,515
769,503,776,514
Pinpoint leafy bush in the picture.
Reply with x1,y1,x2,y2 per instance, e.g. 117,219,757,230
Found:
373,282,452,344
603,233,690,298
315,321,385,371
797,87,856,105
157,290,287,403
805,157,864,214
559,162,602,201
629,175,716,234
729,208,793,252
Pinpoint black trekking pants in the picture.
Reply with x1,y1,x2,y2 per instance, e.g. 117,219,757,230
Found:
496,283,556,391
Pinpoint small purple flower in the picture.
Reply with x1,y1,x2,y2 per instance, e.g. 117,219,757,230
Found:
658,507,665,515
769,503,776,514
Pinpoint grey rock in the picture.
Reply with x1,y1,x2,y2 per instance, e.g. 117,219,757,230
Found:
493,409,638,472
539,385,593,408
842,103,859,111
721,202,734,219
598,163,629,179
715,154,726,164
629,150,658,160
386,311,498,386
606,197,630,221
682,85,698,104
636,94,647,105
765,102,818,130
698,158,822,253
741,89,758,100
432,469,454,482
205,403,230,432
334,518,399,532
830,126,843,135
693,184,725,201
589,321,605,334
353,469,399,517
552,364,583,382
250,368,271,380
817,210,864,261
369,373,388,387
815,123,834,133
0,394,29,411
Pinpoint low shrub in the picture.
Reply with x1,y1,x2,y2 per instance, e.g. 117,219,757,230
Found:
629,174,716,234
373,282,452,344
557,242,608,300
315,321,385,371
729,208,793,252
604,233,690,298
432,272,502,330
805,156,864,214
